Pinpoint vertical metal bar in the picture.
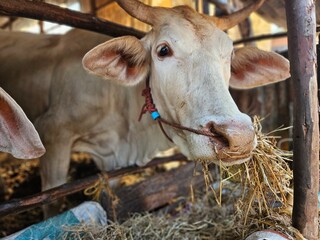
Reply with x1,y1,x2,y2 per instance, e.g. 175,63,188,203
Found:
90,0,96,16
285,1,319,239
202,0,209,15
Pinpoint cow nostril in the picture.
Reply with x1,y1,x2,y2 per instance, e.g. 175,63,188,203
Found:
205,122,230,148
206,122,215,133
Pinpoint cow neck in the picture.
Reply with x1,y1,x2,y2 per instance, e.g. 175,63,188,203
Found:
138,77,218,142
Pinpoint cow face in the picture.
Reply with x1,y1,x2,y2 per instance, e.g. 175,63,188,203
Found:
83,0,290,166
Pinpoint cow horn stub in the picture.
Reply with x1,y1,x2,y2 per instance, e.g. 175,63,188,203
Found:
116,0,164,26
205,0,265,30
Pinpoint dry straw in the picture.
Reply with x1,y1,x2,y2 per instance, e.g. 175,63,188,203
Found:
63,117,310,240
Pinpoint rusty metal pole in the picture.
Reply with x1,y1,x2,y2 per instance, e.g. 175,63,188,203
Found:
285,1,319,239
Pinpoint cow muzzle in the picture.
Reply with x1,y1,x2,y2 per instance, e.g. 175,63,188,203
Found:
200,116,256,165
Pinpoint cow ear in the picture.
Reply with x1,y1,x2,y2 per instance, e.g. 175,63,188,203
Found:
82,36,150,86
0,88,45,159
229,47,290,89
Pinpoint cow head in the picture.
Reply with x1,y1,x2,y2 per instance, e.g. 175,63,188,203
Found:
82,0,290,166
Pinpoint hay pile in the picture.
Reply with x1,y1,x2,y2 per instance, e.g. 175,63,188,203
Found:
62,117,309,240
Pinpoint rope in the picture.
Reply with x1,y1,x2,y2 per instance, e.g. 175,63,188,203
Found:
138,87,158,121
158,118,217,138
84,173,120,219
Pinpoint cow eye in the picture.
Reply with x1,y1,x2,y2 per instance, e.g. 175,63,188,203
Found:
157,44,172,58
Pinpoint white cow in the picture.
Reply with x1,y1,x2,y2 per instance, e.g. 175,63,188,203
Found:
0,0,289,216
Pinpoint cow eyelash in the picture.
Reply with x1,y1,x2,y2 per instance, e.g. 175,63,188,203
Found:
156,43,172,58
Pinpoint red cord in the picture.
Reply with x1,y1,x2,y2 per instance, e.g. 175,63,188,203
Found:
138,87,158,121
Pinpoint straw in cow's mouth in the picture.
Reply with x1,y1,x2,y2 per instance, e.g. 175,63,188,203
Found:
197,116,293,222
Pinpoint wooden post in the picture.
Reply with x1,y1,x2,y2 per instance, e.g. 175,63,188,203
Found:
285,1,319,239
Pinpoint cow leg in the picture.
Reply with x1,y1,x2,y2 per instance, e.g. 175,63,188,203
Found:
35,116,74,218
40,139,73,218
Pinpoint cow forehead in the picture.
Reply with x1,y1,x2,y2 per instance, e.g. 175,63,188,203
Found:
145,7,233,54
170,5,215,36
